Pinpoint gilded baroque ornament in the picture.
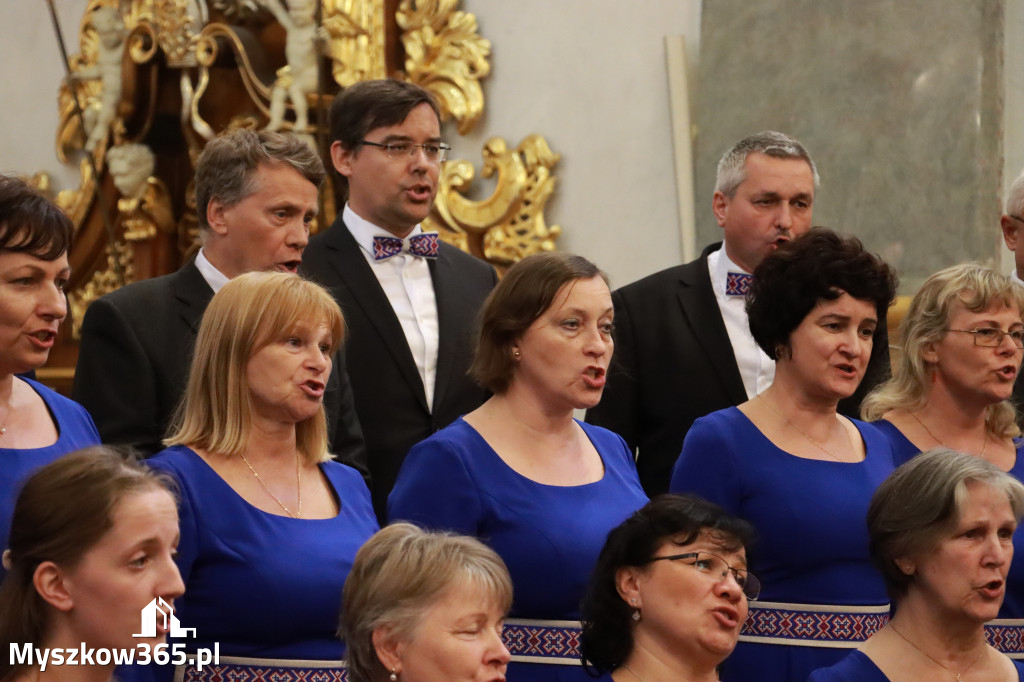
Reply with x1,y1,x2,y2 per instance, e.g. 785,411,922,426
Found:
397,0,490,134
68,241,134,340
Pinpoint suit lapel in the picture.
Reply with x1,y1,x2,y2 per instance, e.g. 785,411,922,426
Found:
676,246,747,404
172,260,215,335
323,223,430,412
428,252,458,414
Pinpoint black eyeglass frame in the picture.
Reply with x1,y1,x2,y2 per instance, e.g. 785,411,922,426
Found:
645,550,761,601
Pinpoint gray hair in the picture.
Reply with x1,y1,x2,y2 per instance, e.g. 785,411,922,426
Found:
1008,167,1024,218
194,129,324,232
714,131,820,198
868,447,1024,601
340,523,513,682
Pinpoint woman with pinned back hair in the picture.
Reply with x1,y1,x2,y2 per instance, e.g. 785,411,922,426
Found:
861,264,1024,639
0,175,100,581
341,523,512,682
388,252,648,681
148,271,378,680
670,228,898,681
580,495,758,682
809,448,1024,681
0,446,183,682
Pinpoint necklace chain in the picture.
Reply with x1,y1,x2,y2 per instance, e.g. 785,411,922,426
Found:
889,622,984,682
239,452,302,518
757,395,852,462
910,411,988,459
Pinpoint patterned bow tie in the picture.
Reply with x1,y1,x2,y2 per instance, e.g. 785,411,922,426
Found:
725,271,753,296
372,233,440,261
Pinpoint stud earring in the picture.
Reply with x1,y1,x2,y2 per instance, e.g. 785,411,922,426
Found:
513,349,521,359
390,671,398,682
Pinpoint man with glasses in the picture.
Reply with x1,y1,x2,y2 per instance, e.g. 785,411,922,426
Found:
588,131,888,496
303,79,497,520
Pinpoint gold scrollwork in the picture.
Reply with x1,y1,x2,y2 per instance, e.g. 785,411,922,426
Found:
322,0,387,87
397,0,490,134
427,135,561,266
68,240,134,340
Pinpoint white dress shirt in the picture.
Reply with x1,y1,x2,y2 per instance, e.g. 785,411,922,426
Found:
195,248,231,294
708,247,775,399
344,204,440,409
1012,269,1023,288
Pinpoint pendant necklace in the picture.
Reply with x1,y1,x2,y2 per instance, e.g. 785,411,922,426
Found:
239,452,302,518
758,395,852,462
910,411,988,459
889,622,984,682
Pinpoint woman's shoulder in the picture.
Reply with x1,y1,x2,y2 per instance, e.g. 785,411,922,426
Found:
1015,658,1024,680
808,650,888,682
21,377,99,439
147,444,201,477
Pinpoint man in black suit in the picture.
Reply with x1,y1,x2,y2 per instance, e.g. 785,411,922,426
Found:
302,79,497,519
73,129,365,473
588,131,887,496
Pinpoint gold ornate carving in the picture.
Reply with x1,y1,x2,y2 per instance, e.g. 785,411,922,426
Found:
427,135,561,266
322,1,387,87
68,240,134,340
397,0,490,134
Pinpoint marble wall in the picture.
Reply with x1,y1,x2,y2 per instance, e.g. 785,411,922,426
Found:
695,0,1005,291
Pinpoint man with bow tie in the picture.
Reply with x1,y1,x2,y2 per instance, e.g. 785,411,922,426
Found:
302,79,497,520
588,131,888,496
74,128,366,475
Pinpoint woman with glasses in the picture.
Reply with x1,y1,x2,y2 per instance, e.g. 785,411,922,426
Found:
580,495,757,682
860,263,1024,634
389,252,648,681
809,448,1024,681
670,228,898,682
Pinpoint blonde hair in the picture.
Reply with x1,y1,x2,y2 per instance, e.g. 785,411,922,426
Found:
861,263,1024,440
341,523,513,682
165,272,344,463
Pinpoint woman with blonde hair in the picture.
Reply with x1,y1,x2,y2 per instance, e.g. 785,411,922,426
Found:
862,263,1024,626
341,523,512,682
149,271,378,680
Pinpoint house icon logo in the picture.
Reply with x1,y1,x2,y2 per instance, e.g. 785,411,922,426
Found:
133,597,196,638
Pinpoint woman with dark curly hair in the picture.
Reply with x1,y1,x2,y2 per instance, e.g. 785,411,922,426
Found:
670,228,898,682
580,495,757,682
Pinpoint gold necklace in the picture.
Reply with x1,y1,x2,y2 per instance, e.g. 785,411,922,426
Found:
239,452,302,518
622,664,648,682
889,622,985,681
909,411,988,459
757,395,852,462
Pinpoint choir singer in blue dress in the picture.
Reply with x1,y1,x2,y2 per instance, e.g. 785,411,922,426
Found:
670,228,898,682
149,271,378,681
389,252,648,682
809,449,1024,681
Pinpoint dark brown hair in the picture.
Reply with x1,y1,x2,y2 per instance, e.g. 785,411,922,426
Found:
0,174,73,260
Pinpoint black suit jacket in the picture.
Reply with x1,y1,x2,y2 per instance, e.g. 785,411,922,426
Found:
73,259,367,477
301,217,497,519
586,242,889,496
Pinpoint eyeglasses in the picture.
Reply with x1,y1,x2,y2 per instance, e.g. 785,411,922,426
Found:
946,328,1024,349
360,140,451,163
646,551,761,601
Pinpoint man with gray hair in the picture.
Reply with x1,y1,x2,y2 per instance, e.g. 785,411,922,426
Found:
1002,168,1024,286
74,128,366,473
588,131,885,495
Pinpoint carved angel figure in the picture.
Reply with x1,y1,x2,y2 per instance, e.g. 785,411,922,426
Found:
75,7,127,153
257,0,323,135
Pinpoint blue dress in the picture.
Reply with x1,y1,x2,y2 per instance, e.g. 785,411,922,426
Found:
147,445,378,678
388,418,648,682
876,418,1024,620
0,377,100,580
669,407,896,682
807,649,1024,681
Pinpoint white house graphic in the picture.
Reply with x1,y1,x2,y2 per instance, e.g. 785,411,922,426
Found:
133,597,196,638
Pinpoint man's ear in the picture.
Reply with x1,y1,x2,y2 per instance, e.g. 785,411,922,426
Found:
331,141,355,178
1002,215,1020,253
33,561,75,612
712,191,730,227
206,197,231,237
